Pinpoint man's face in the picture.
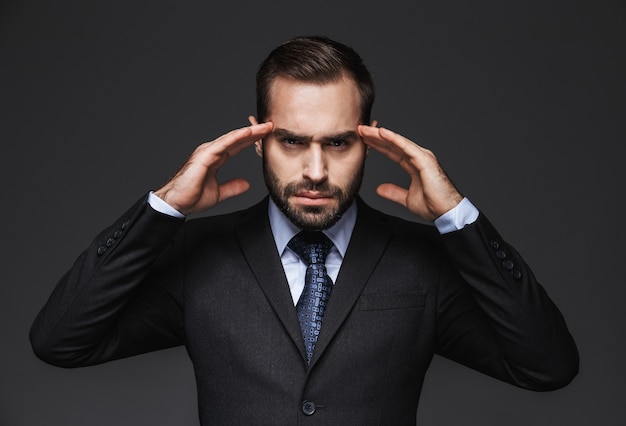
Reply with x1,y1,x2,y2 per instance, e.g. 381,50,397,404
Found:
257,76,367,230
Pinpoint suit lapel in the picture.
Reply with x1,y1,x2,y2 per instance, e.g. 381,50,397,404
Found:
235,197,393,368
234,198,307,361
310,199,391,367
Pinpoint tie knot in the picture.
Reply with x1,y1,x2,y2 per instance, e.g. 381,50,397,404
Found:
288,231,333,266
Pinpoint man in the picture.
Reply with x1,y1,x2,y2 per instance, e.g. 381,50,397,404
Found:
30,36,578,424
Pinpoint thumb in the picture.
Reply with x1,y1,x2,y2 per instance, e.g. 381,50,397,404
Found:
376,183,408,208
217,178,251,203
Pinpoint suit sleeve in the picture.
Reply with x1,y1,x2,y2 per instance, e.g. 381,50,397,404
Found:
434,213,579,391
30,195,186,367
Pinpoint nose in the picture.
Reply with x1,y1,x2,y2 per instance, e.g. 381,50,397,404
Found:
302,145,327,184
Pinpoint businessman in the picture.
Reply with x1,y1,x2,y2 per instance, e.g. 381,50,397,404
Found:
30,36,578,425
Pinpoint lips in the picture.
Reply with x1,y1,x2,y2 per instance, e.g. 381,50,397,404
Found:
292,192,334,206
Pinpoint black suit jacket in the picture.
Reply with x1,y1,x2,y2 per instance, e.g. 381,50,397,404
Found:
30,195,578,425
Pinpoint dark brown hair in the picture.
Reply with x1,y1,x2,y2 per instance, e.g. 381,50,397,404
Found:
256,36,375,123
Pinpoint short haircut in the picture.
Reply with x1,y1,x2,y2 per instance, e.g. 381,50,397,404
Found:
256,36,375,124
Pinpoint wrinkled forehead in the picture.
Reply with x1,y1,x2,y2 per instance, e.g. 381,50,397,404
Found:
265,77,362,136
266,75,361,116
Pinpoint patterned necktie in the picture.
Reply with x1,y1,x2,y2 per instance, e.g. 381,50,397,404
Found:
288,231,334,365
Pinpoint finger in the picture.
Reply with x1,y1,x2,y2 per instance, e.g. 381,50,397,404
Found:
358,125,413,165
240,121,273,157
225,127,270,158
360,125,426,155
360,126,436,173
197,123,273,165
358,125,403,156
215,123,273,155
378,127,428,157
248,115,267,155
217,178,251,203
376,183,409,208
378,128,437,170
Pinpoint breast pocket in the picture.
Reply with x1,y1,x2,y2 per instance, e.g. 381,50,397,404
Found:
358,291,427,311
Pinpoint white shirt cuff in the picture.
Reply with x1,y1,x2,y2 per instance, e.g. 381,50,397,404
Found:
434,197,479,234
148,191,185,218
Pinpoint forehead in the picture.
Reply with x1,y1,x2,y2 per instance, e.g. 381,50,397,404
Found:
266,76,361,133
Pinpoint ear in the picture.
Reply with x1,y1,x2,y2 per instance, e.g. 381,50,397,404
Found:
248,115,264,157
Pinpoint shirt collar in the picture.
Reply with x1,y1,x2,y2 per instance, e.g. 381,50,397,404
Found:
268,197,357,259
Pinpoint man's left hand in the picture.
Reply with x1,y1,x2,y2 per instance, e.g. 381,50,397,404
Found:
358,125,463,222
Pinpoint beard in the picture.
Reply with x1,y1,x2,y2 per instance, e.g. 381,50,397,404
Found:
263,157,364,231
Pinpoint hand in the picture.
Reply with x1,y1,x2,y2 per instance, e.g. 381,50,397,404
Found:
154,122,273,216
358,125,463,222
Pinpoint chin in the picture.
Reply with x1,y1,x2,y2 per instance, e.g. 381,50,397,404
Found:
288,205,341,231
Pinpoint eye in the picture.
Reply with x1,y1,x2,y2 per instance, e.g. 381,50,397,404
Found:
327,139,349,149
281,138,302,147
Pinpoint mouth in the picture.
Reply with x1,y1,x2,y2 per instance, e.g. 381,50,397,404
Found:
292,191,334,206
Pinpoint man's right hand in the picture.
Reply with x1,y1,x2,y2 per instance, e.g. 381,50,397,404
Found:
153,122,273,216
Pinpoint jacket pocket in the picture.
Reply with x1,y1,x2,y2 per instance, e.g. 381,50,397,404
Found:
358,291,427,311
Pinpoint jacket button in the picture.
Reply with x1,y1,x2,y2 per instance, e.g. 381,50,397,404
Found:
511,269,522,279
503,260,514,270
114,229,123,238
301,400,316,416
495,250,507,259
106,238,115,247
97,246,107,255
491,240,500,249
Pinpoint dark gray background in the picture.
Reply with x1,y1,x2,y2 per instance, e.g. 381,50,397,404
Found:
1,0,624,424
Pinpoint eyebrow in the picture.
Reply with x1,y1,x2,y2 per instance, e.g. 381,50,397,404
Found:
272,128,360,143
